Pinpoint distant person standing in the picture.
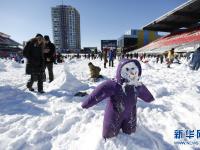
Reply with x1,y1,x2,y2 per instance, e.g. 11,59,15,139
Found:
190,47,200,70
130,53,133,59
91,52,95,60
167,48,175,68
23,34,45,93
103,48,108,68
99,52,103,61
108,49,114,67
156,55,159,63
44,35,56,83
160,54,164,64
88,53,91,60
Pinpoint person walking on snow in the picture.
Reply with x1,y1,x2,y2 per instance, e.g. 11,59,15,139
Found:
23,34,45,93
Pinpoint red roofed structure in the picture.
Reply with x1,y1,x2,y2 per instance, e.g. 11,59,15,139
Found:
135,0,200,53
0,32,22,58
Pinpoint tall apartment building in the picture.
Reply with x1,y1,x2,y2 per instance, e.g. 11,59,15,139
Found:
51,5,81,52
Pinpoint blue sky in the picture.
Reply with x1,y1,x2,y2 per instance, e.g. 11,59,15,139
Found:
0,0,186,49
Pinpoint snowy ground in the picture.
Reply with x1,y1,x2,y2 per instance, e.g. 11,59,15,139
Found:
0,58,200,150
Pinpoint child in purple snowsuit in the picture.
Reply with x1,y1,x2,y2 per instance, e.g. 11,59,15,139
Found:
82,59,154,139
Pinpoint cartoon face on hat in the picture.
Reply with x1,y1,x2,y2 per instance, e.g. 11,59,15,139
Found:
120,61,140,85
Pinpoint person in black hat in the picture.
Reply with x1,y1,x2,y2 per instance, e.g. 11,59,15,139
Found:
23,33,45,93
43,35,56,82
35,33,43,38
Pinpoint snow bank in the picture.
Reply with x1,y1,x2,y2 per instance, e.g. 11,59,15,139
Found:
0,58,199,150
9,61,23,68
47,62,89,95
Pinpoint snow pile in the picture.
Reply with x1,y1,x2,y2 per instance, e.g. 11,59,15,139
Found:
47,62,89,95
154,86,171,98
9,61,23,68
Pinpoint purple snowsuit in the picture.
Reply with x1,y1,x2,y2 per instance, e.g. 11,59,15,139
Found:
82,59,154,138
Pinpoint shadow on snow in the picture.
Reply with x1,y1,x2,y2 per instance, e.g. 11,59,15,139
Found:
0,85,49,116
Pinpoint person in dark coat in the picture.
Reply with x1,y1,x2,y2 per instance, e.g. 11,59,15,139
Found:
190,47,200,70
160,54,164,64
108,49,114,67
130,53,133,59
82,59,154,139
88,53,91,60
23,34,45,93
43,35,56,82
156,55,159,63
99,52,103,61
91,52,95,60
88,62,102,82
103,48,108,68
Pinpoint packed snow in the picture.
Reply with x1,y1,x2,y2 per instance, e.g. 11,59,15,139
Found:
0,57,200,150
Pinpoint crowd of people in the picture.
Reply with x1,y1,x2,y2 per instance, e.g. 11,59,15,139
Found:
21,34,200,94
